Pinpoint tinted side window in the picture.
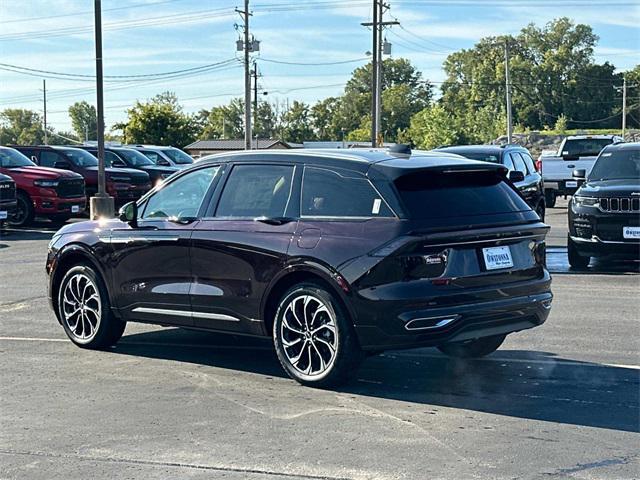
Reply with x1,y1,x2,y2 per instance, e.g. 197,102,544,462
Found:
216,164,294,218
502,154,515,171
302,166,393,218
141,166,219,219
40,151,64,167
519,152,536,174
510,152,527,173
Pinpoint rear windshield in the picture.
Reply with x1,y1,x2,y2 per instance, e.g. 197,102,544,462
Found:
562,139,613,157
395,170,530,219
589,148,640,181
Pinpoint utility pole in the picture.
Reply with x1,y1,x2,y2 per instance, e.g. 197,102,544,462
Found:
504,40,513,144
622,76,627,139
362,3,397,147
253,61,258,145
236,0,252,150
90,0,113,219
42,79,47,145
370,0,378,147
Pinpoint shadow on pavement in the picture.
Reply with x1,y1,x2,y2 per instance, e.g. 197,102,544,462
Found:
547,247,640,274
112,327,639,434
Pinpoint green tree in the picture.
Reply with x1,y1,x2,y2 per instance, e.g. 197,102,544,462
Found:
68,101,97,141
199,99,245,140
334,58,433,142
117,92,198,147
407,105,459,149
440,18,617,132
254,101,278,139
0,109,44,145
311,97,341,140
278,101,316,143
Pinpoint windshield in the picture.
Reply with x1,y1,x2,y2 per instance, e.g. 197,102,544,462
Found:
162,148,193,164
0,148,36,167
115,149,154,167
562,139,613,157
395,170,530,219
60,148,98,167
589,148,640,181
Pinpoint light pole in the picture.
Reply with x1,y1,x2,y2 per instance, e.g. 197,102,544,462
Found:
90,0,114,219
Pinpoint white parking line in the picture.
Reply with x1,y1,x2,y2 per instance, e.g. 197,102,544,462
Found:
1,336,638,370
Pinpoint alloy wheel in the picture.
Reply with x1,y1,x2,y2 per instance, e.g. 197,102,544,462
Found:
61,273,102,342
280,294,338,377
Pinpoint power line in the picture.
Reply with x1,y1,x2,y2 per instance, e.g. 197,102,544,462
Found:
0,0,193,25
0,7,237,42
259,57,369,66
0,59,239,82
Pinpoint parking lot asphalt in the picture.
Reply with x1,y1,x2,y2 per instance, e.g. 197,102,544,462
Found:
0,203,638,480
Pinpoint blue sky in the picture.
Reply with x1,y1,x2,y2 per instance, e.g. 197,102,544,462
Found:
0,0,638,134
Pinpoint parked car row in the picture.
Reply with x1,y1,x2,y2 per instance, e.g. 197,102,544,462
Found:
0,144,192,227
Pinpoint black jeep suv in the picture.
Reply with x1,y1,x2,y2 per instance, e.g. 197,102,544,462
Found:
568,142,640,268
46,148,552,387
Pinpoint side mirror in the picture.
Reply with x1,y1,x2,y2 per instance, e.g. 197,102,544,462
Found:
508,170,525,183
118,201,138,227
573,169,586,179
53,161,72,169
112,160,127,168
157,158,171,166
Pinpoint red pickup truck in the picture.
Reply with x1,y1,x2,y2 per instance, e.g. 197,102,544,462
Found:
0,146,86,227
12,145,151,207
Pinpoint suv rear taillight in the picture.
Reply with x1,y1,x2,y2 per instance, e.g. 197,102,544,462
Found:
535,158,542,173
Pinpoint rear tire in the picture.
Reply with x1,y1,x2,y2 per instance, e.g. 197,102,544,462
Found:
8,192,34,227
273,283,363,388
544,190,556,208
567,236,590,269
437,334,506,358
57,264,126,349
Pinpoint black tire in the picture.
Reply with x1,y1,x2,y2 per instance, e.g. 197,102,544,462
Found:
567,236,590,269
535,201,546,221
273,282,363,388
437,334,506,358
544,190,556,208
57,264,126,349
8,192,34,227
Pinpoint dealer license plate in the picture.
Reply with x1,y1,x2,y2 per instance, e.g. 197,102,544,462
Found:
71,205,80,213
482,246,514,270
623,226,640,239
0,211,7,220
565,180,578,188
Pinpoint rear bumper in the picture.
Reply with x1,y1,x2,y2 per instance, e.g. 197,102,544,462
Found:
353,287,552,351
570,235,640,259
544,180,582,196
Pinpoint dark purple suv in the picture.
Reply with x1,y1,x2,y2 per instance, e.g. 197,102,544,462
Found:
46,148,552,387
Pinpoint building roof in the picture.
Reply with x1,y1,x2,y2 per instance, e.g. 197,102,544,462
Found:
184,139,291,151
